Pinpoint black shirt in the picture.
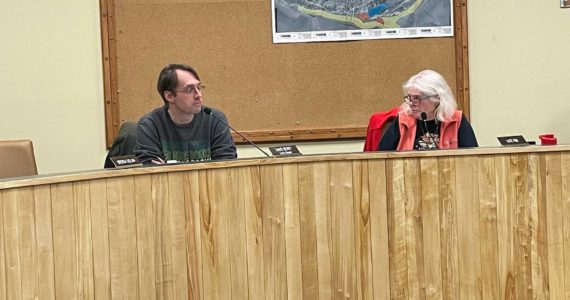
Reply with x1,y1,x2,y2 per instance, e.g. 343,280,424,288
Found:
378,113,478,151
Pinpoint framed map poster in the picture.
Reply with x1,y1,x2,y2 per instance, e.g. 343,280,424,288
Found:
272,0,454,43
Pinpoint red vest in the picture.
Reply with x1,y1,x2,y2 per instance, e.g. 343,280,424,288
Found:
396,110,462,151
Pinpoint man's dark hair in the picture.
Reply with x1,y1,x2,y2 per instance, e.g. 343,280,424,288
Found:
157,64,201,105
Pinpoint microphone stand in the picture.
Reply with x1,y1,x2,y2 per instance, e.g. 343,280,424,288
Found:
204,107,272,158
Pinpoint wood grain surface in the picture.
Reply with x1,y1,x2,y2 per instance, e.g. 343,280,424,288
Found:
1,147,570,299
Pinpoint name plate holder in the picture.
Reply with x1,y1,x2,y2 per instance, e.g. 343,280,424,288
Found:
110,155,143,168
269,145,302,157
497,135,529,147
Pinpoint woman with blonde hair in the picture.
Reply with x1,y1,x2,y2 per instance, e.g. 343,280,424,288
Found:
378,70,478,151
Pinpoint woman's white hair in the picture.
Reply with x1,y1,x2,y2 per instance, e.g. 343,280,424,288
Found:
401,70,457,121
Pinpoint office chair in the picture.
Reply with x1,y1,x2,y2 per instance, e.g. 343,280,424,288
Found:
363,106,400,151
104,122,138,168
0,139,38,179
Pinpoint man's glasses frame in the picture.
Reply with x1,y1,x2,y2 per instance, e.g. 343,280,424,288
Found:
174,84,206,95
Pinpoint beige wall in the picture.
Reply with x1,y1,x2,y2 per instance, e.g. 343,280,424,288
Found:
0,1,107,174
469,1,570,146
1,0,568,175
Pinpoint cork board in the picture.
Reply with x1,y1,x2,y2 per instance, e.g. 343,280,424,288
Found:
101,0,469,145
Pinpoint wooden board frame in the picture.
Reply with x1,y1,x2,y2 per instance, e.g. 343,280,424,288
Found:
99,0,470,147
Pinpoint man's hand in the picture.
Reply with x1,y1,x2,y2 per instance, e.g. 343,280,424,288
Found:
151,157,166,164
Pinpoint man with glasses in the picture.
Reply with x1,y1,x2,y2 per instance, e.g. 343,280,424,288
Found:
135,64,237,164
378,70,478,151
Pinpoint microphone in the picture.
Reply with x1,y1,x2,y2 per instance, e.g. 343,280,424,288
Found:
203,107,272,158
421,112,438,149
420,112,429,125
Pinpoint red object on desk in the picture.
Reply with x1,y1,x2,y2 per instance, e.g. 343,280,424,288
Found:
539,134,557,145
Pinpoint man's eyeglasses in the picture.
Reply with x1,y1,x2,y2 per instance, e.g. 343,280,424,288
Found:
403,94,436,104
174,84,206,95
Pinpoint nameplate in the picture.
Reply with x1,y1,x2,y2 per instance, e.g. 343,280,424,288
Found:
497,135,529,147
110,155,142,168
269,145,302,156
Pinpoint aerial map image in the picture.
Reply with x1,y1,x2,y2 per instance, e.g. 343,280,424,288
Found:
272,0,453,43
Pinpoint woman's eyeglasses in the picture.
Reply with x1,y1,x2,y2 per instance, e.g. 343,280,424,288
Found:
403,94,436,104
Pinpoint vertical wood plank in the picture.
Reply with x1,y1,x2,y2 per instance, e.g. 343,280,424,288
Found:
563,152,570,299
438,157,458,299
528,153,548,299
477,156,499,299
313,162,333,299
226,167,249,299
90,179,111,300
17,187,39,300
213,168,232,299
511,154,532,299
455,155,482,299
329,161,356,299
3,189,23,299
403,158,425,300
352,160,373,300
134,174,156,299
386,159,408,300
51,183,77,299
420,157,442,300
297,163,319,300
168,172,189,300
0,191,7,299
73,181,95,299
150,173,173,299
183,171,203,300
32,185,56,298
368,159,390,300
107,176,138,299
260,165,287,299
545,152,564,299
495,154,515,299
33,185,56,300
242,166,265,299
283,164,303,300
199,169,232,299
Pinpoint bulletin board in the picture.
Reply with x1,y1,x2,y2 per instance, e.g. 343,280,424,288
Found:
100,0,470,146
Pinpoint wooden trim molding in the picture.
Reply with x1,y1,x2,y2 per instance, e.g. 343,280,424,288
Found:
454,0,471,119
231,127,367,143
100,0,120,147
3,145,569,190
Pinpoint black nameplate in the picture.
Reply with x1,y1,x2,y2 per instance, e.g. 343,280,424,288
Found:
497,135,529,147
110,155,142,168
269,145,302,156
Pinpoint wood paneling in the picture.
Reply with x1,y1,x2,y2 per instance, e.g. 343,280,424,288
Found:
1,147,570,299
